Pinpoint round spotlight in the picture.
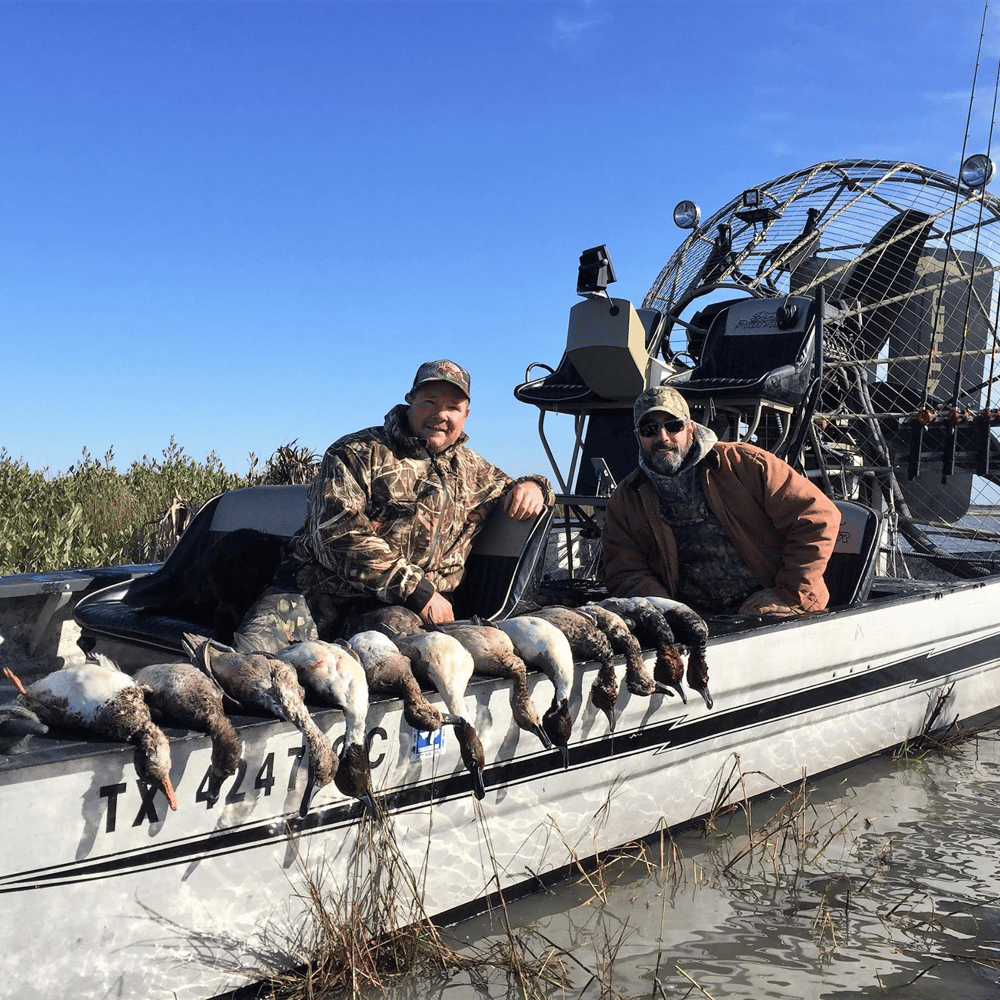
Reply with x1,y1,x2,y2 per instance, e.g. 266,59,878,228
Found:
673,199,701,230
960,153,996,190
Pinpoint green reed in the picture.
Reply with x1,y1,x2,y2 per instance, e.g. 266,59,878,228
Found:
0,437,319,574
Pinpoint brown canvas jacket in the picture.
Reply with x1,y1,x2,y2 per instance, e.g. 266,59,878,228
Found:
602,441,840,612
291,405,554,610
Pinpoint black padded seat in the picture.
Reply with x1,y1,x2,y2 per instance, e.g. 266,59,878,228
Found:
75,485,555,652
514,354,610,412
74,486,307,653
666,295,818,408
824,499,882,607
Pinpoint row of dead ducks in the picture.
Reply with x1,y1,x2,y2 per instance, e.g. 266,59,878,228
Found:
1,596,709,820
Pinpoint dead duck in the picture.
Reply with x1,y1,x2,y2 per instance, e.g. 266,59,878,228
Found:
641,596,712,709
530,606,620,733
270,639,376,815
438,619,551,751
133,661,243,806
496,615,574,767
579,602,671,700
599,597,689,704
346,629,463,733
182,633,335,817
0,701,48,754
359,605,426,638
392,631,487,800
4,657,177,811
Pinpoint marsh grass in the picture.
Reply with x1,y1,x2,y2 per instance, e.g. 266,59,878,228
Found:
0,438,319,574
255,725,999,1000
246,802,570,1000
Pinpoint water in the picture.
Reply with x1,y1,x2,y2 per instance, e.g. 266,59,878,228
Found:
379,722,1000,999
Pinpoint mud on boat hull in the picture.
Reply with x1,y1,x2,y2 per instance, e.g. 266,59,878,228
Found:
3,580,1000,1000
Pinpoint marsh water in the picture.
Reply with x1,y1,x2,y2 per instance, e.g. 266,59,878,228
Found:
376,719,1000,1000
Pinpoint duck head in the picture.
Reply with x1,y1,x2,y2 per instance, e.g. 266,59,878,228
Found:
453,718,486,800
299,737,337,818
542,698,572,769
134,727,178,812
334,742,377,817
589,678,618,734
510,692,551,751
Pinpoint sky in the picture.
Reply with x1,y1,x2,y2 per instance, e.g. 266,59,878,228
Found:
4,0,999,484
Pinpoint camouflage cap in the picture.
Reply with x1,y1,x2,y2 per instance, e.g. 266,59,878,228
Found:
633,385,691,427
411,359,471,399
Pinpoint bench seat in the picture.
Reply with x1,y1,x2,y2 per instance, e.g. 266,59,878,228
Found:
75,485,554,654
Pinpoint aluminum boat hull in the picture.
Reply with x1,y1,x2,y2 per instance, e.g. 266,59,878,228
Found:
3,580,1000,1000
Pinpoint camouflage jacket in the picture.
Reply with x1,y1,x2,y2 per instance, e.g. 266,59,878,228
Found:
291,405,554,611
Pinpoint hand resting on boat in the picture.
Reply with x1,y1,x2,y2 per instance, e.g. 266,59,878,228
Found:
737,588,801,617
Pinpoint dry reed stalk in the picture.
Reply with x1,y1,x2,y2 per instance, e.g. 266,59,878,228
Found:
674,964,718,999
467,795,570,999
247,805,562,1000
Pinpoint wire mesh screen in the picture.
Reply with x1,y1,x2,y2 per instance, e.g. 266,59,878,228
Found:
642,158,1000,579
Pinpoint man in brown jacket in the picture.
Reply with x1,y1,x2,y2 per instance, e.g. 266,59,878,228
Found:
602,386,840,616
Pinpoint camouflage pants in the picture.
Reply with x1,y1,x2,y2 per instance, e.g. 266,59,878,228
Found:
238,586,387,649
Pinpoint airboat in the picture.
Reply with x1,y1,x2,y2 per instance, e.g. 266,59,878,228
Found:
4,155,1000,1000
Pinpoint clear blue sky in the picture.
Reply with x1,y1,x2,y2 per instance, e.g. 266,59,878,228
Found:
3,0,995,481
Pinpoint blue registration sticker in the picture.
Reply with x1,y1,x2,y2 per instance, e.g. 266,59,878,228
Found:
411,727,445,760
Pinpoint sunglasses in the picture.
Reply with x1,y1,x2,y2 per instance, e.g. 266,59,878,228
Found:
638,418,687,437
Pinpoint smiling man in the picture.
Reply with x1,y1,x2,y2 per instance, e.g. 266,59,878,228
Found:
602,385,840,616
283,359,553,637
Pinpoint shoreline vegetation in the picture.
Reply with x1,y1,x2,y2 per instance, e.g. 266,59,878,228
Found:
0,438,320,576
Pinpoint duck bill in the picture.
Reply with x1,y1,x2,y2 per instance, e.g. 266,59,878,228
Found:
203,771,226,807
357,792,379,818
602,707,617,734
557,744,570,769
530,723,553,751
162,776,178,812
471,766,486,801
694,685,714,710
653,681,678,699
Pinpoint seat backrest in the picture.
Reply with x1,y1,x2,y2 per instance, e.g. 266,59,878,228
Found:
451,503,555,621
574,410,637,495
121,485,309,606
697,296,816,380
74,486,310,652
823,499,882,607
76,485,556,651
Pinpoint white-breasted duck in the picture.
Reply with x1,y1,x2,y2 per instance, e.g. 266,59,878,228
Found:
4,656,177,811
530,606,621,732
437,620,551,751
579,602,672,700
641,596,712,708
346,629,463,733
182,633,335,817
496,615,574,767
392,631,486,800
599,597,689,704
270,639,376,815
133,661,243,806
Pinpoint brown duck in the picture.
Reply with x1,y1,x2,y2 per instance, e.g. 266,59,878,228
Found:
133,660,243,806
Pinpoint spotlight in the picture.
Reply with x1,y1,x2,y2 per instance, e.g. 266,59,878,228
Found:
960,153,995,190
673,200,701,230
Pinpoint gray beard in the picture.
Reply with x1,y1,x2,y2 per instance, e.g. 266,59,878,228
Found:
646,446,687,476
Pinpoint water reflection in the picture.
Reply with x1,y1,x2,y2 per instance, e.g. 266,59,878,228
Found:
396,724,1000,1000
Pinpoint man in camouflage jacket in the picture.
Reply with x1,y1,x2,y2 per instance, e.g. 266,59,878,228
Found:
269,360,553,639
